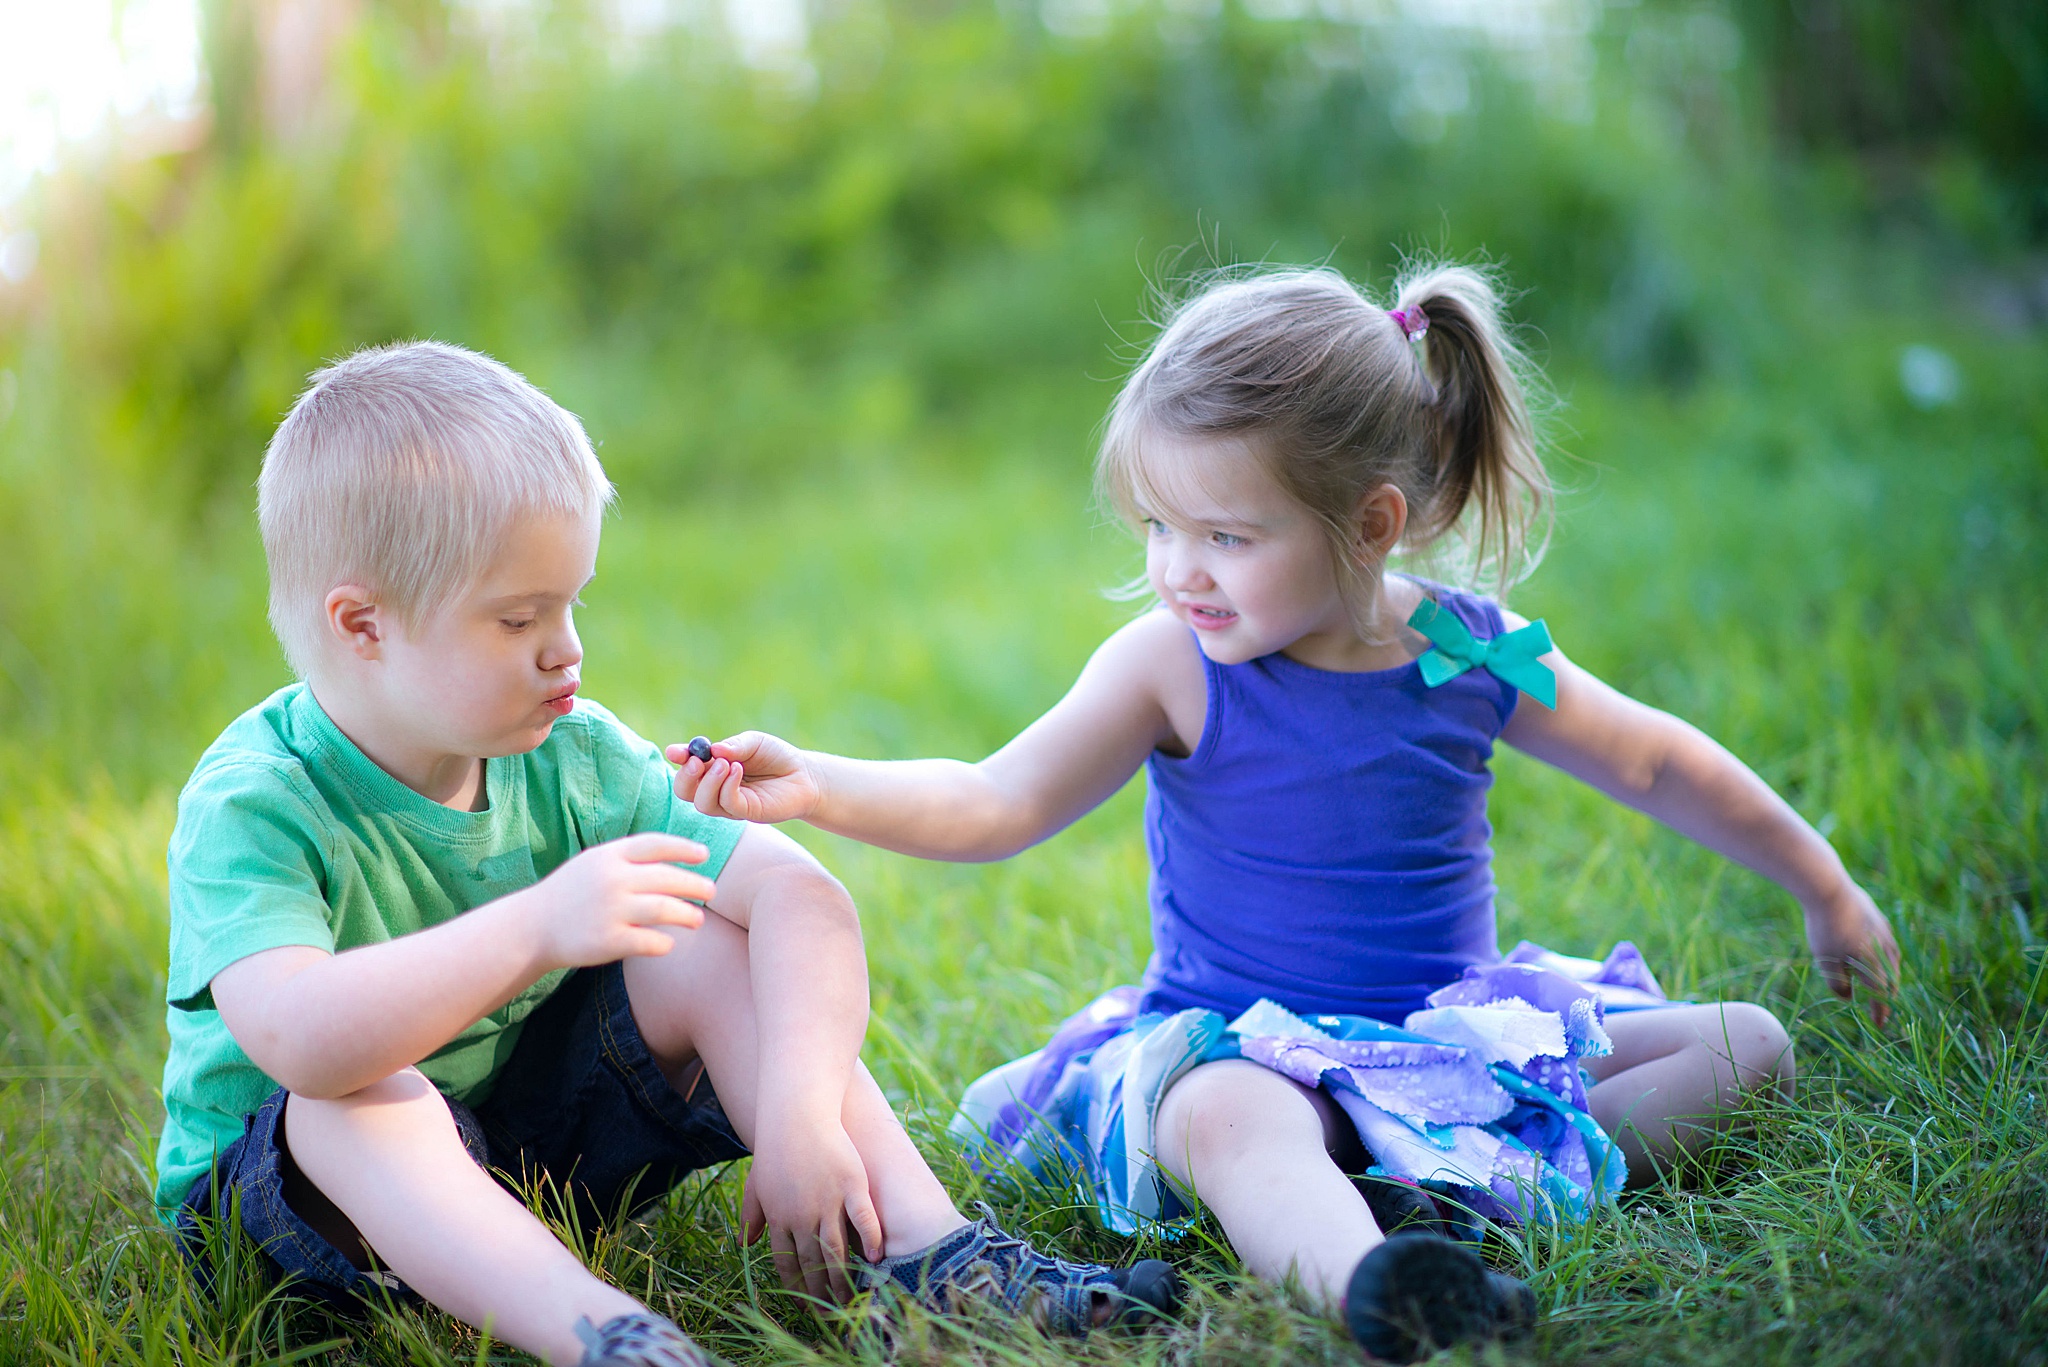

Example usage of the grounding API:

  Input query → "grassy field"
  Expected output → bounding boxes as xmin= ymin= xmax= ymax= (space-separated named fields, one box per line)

xmin=3 ymin=4 xmax=2046 ymax=1363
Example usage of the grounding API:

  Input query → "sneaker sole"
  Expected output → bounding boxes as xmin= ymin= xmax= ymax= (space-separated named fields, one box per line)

xmin=1345 ymin=1233 xmax=1499 ymax=1364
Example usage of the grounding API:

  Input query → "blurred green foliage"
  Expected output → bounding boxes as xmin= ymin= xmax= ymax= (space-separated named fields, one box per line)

xmin=13 ymin=0 xmax=1860 ymax=507
xmin=11 ymin=0 xmax=2022 ymax=778
xmin=1725 ymin=0 xmax=2048 ymax=238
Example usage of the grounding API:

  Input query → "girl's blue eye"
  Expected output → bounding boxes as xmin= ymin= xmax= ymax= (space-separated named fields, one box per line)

xmin=502 ymin=619 xmax=534 ymax=631
xmin=1212 ymin=532 xmax=1245 ymax=548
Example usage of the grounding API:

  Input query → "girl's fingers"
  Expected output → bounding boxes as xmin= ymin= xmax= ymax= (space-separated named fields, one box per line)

xmin=719 ymin=757 xmax=749 ymax=817
xmin=668 ymin=753 xmax=704 ymax=801
xmin=692 ymin=759 xmax=732 ymax=816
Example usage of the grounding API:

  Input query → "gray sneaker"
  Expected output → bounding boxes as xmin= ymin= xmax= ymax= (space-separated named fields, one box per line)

xmin=574 ymin=1311 xmax=721 ymax=1367
xmin=852 ymin=1207 xmax=1181 ymax=1338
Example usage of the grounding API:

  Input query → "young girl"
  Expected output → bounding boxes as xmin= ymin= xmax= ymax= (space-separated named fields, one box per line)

xmin=669 ymin=264 xmax=1900 ymax=1361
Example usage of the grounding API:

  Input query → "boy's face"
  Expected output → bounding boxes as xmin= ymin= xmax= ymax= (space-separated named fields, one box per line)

xmin=369 ymin=511 xmax=600 ymax=761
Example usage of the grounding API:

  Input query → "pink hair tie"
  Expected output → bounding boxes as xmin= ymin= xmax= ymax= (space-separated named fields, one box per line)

xmin=1390 ymin=305 xmax=1428 ymax=342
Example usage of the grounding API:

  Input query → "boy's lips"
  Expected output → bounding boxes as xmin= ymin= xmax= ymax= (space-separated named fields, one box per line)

xmin=541 ymin=682 xmax=579 ymax=716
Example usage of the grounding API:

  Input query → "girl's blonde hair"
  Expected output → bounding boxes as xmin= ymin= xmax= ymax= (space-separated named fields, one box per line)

xmin=1097 ymin=262 xmax=1550 ymax=632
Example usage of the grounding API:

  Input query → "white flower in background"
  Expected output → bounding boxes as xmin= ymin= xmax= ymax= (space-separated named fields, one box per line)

xmin=1899 ymin=344 xmax=1961 ymax=410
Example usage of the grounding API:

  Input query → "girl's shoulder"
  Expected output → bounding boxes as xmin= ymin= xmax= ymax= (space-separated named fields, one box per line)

xmin=1398 ymin=574 xmax=1511 ymax=638
xmin=1094 ymin=609 xmax=1209 ymax=759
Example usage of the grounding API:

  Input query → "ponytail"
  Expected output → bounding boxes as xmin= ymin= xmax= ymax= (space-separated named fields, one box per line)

xmin=1392 ymin=264 xmax=1551 ymax=597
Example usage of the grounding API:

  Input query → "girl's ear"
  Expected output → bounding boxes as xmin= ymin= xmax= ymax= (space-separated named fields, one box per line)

xmin=324 ymin=585 xmax=385 ymax=660
xmin=1352 ymin=483 xmax=1410 ymax=561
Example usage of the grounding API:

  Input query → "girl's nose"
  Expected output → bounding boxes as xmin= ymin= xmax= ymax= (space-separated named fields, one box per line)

xmin=1162 ymin=544 xmax=1213 ymax=593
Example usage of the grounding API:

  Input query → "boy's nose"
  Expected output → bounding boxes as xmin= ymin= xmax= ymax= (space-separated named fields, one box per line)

xmin=543 ymin=623 xmax=583 ymax=673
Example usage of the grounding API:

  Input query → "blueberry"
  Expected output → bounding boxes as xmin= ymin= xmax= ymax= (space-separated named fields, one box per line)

xmin=687 ymin=736 xmax=715 ymax=763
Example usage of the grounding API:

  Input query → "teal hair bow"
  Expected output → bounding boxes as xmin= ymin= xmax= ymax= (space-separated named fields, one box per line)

xmin=1407 ymin=598 xmax=1558 ymax=709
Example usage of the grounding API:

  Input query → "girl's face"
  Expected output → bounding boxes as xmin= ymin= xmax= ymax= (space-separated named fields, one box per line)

xmin=1137 ymin=433 xmax=1361 ymax=667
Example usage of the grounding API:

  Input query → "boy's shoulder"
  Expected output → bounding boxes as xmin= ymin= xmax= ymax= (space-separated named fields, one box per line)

xmin=170 ymin=683 xmax=340 ymax=869
xmin=178 ymin=683 xmax=326 ymax=811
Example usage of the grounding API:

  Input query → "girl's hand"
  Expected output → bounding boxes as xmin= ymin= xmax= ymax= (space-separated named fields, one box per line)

xmin=666 ymin=731 xmax=823 ymax=823
xmin=1803 ymin=881 xmax=1902 ymax=1025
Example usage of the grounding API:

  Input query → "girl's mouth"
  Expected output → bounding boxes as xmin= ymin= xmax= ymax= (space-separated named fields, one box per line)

xmin=1186 ymin=604 xmax=1238 ymax=630
xmin=542 ymin=682 xmax=579 ymax=716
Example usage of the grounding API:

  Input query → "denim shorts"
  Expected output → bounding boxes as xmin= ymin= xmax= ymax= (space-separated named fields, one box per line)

xmin=174 ymin=962 xmax=750 ymax=1306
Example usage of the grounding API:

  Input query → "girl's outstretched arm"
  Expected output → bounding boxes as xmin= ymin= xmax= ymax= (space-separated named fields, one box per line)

xmin=1498 ymin=611 xmax=1901 ymax=1022
xmin=668 ymin=611 xmax=1198 ymax=862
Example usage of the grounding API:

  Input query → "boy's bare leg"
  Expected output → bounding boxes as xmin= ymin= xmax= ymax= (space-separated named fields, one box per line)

xmin=283 ymin=1074 xmax=642 ymax=1365
xmin=1583 ymin=1001 xmax=1794 ymax=1183
xmin=1150 ymin=1059 xmax=1382 ymax=1313
xmin=623 ymin=913 xmax=965 ymax=1258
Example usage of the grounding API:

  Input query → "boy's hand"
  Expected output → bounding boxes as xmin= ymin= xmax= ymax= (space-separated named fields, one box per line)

xmin=522 ymin=833 xmax=714 ymax=968
xmin=666 ymin=732 xmax=822 ymax=824
xmin=741 ymin=1116 xmax=884 ymax=1304
xmin=1803 ymin=880 xmax=1902 ymax=1025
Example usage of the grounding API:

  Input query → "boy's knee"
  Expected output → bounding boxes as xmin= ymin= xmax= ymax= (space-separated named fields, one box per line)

xmin=286 ymin=1068 xmax=453 ymax=1142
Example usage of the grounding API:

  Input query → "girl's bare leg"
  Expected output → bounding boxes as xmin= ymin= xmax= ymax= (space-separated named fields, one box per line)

xmin=1583 ymin=1001 xmax=1794 ymax=1183
xmin=1152 ymin=1058 xmax=1382 ymax=1312
xmin=623 ymin=913 xmax=965 ymax=1256
xmin=283 ymin=1074 xmax=642 ymax=1365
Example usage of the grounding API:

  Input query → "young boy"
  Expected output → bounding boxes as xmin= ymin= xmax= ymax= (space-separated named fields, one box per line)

xmin=155 ymin=342 xmax=1177 ymax=1366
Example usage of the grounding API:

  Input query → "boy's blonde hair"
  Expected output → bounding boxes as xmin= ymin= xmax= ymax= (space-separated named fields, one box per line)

xmin=1098 ymin=262 xmax=1550 ymax=634
xmin=258 ymin=341 xmax=614 ymax=675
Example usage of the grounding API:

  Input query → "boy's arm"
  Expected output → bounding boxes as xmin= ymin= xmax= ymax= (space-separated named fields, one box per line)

xmin=669 ymin=612 xmax=1187 ymax=860
xmin=698 ymin=824 xmax=885 ymax=1270
xmin=1498 ymin=620 xmax=1900 ymax=1020
xmin=212 ymin=833 xmax=714 ymax=1099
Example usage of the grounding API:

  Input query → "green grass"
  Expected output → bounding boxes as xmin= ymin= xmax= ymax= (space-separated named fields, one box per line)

xmin=1 ymin=329 xmax=2044 ymax=1365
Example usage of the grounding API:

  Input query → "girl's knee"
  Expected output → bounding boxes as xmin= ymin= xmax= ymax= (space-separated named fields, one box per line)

xmin=1156 ymin=1061 xmax=1321 ymax=1162
xmin=1714 ymin=1002 xmax=1794 ymax=1090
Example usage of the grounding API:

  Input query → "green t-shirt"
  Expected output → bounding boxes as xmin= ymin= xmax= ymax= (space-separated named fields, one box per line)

xmin=154 ymin=684 xmax=742 ymax=1224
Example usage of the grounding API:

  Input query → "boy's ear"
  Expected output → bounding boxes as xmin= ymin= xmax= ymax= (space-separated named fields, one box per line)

xmin=323 ymin=585 xmax=385 ymax=660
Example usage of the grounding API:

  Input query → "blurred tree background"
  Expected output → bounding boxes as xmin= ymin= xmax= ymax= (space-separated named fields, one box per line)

xmin=2 ymin=0 xmax=2040 ymax=784
xmin=1 ymin=3 xmax=2045 ymax=1362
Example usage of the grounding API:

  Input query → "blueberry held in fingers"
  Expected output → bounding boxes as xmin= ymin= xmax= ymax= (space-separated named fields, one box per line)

xmin=687 ymin=736 xmax=714 ymax=763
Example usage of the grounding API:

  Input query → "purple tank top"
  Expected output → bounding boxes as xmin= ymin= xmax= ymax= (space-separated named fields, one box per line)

xmin=1139 ymin=585 xmax=1519 ymax=1024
